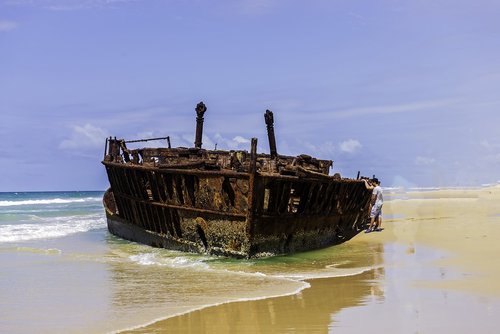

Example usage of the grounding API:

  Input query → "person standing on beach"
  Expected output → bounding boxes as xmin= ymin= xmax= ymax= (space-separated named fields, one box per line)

xmin=367 ymin=178 xmax=383 ymax=232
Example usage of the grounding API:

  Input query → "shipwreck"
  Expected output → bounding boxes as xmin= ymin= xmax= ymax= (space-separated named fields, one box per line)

xmin=102 ymin=102 xmax=374 ymax=258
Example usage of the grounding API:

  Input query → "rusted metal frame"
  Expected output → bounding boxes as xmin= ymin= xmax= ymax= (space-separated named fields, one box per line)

xmin=133 ymin=200 xmax=146 ymax=230
xmin=141 ymin=170 xmax=152 ymax=200
xmin=143 ymin=202 xmax=155 ymax=232
xmin=104 ymin=137 xmax=108 ymax=160
xmin=160 ymin=206 xmax=175 ymax=236
xmin=117 ymin=168 xmax=138 ymax=197
xmin=146 ymin=171 xmax=161 ymax=202
xmin=105 ymin=168 xmax=118 ymax=195
xmin=112 ymin=168 xmax=125 ymax=195
xmin=170 ymin=209 xmax=182 ymax=238
xmin=264 ymin=110 xmax=278 ymax=159
xmin=162 ymin=173 xmax=174 ymax=203
xmin=277 ymin=181 xmax=291 ymax=214
xmin=102 ymin=161 xmax=250 ymax=179
xmin=113 ymin=169 xmax=126 ymax=196
xmin=128 ymin=169 xmax=141 ymax=198
xmin=264 ymin=177 xmax=333 ymax=215
xmin=123 ymin=169 xmax=137 ymax=197
xmin=146 ymin=202 xmax=159 ymax=233
xmin=309 ymin=182 xmax=325 ymax=215
xmin=285 ymin=179 xmax=302 ymax=214
xmin=275 ymin=180 xmax=287 ymax=214
xmin=150 ymin=204 xmax=161 ymax=233
xmin=133 ymin=201 xmax=145 ymax=229
xmin=351 ymin=184 xmax=369 ymax=212
xmin=325 ymin=182 xmax=339 ymax=213
xmin=117 ymin=193 xmax=135 ymax=226
xmin=122 ymin=196 xmax=134 ymax=223
xmin=326 ymin=182 xmax=341 ymax=215
xmin=320 ymin=182 xmax=334 ymax=214
xmin=194 ymin=102 xmax=207 ymax=149
xmin=136 ymin=202 xmax=148 ymax=230
xmin=113 ymin=193 xmax=125 ymax=218
xmin=140 ymin=202 xmax=152 ymax=232
xmin=334 ymin=182 xmax=348 ymax=215
xmin=307 ymin=182 xmax=322 ymax=214
xmin=161 ymin=207 xmax=173 ymax=235
xmin=183 ymin=175 xmax=193 ymax=206
xmin=124 ymin=136 xmax=171 ymax=144
xmin=221 ymin=176 xmax=236 ymax=209
xmin=120 ymin=194 xmax=133 ymax=221
xmin=173 ymin=174 xmax=185 ymax=205
xmin=117 ymin=192 xmax=247 ymax=219
xmin=266 ymin=178 xmax=279 ymax=215
xmin=113 ymin=194 xmax=126 ymax=218
xmin=185 ymin=175 xmax=198 ymax=207
xmin=343 ymin=182 xmax=358 ymax=212
xmin=338 ymin=182 xmax=350 ymax=215
xmin=346 ymin=183 xmax=366 ymax=212
xmin=305 ymin=182 xmax=319 ymax=214
xmin=319 ymin=181 xmax=335 ymax=213
xmin=128 ymin=198 xmax=144 ymax=229
xmin=252 ymin=177 xmax=266 ymax=215
xmin=155 ymin=206 xmax=167 ymax=234
xmin=155 ymin=172 xmax=168 ymax=202
xmin=153 ymin=205 xmax=165 ymax=235
xmin=245 ymin=138 xmax=258 ymax=249
xmin=136 ymin=169 xmax=151 ymax=201
xmin=111 ymin=168 xmax=124 ymax=195
xmin=108 ymin=167 xmax=125 ymax=196
xmin=297 ymin=182 xmax=313 ymax=214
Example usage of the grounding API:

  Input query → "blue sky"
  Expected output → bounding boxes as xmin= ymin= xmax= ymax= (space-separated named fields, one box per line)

xmin=1 ymin=0 xmax=500 ymax=191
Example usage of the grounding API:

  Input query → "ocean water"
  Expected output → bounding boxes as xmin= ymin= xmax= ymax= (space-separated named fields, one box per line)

xmin=0 ymin=191 xmax=382 ymax=334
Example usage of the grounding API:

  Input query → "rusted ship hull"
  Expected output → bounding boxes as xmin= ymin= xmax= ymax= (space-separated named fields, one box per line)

xmin=102 ymin=102 xmax=375 ymax=258
xmin=103 ymin=162 xmax=372 ymax=258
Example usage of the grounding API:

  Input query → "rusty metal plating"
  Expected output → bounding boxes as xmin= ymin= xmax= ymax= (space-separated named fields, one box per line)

xmin=102 ymin=102 xmax=375 ymax=258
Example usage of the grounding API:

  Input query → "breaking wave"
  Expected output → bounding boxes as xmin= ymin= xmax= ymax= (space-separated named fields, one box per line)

xmin=0 ymin=197 xmax=102 ymax=207
xmin=0 ymin=214 xmax=106 ymax=243
xmin=129 ymin=252 xmax=211 ymax=270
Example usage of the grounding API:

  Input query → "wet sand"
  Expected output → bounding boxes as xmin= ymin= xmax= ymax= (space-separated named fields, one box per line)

xmin=123 ymin=186 xmax=500 ymax=333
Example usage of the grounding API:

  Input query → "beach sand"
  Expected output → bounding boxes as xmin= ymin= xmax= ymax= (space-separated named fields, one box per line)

xmin=122 ymin=186 xmax=500 ymax=333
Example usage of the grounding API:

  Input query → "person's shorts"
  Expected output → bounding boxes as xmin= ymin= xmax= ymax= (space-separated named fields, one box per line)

xmin=370 ymin=204 xmax=383 ymax=219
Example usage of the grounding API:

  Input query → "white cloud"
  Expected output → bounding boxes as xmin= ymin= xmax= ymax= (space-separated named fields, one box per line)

xmin=300 ymin=141 xmax=336 ymax=158
xmin=333 ymin=99 xmax=458 ymax=119
xmin=480 ymin=139 xmax=500 ymax=150
xmin=480 ymin=140 xmax=490 ymax=149
xmin=59 ymin=124 xmax=108 ymax=150
xmin=232 ymin=135 xmax=250 ymax=144
xmin=339 ymin=139 xmax=362 ymax=153
xmin=213 ymin=133 xmax=251 ymax=150
xmin=0 ymin=20 xmax=18 ymax=32
xmin=415 ymin=156 xmax=435 ymax=166
xmin=486 ymin=153 xmax=500 ymax=164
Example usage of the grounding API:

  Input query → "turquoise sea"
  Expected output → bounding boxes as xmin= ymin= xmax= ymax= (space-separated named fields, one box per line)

xmin=0 ymin=191 xmax=388 ymax=333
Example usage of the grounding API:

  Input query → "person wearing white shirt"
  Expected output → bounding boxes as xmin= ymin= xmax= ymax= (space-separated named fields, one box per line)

xmin=366 ymin=178 xmax=383 ymax=233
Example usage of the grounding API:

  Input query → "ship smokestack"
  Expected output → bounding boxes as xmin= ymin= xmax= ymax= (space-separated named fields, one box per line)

xmin=264 ymin=110 xmax=277 ymax=159
xmin=194 ymin=102 xmax=207 ymax=149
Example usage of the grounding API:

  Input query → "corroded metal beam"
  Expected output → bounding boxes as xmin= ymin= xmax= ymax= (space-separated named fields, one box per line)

xmin=264 ymin=110 xmax=278 ymax=159
xmin=194 ymin=102 xmax=207 ymax=149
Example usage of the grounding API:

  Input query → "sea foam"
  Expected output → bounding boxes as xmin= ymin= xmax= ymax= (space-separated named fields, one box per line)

xmin=129 ymin=252 xmax=210 ymax=270
xmin=0 ymin=197 xmax=102 ymax=207
xmin=0 ymin=214 xmax=106 ymax=243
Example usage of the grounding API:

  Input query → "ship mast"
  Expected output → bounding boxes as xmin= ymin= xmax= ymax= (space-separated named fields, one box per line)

xmin=194 ymin=102 xmax=207 ymax=149
xmin=264 ymin=110 xmax=278 ymax=159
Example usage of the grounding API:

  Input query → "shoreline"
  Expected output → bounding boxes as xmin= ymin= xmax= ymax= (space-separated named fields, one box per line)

xmin=120 ymin=186 xmax=500 ymax=333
